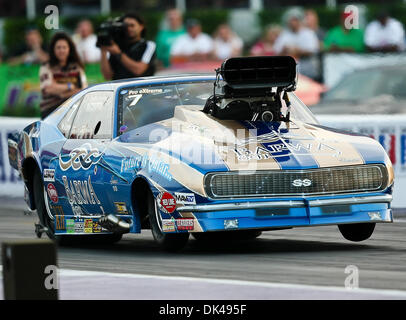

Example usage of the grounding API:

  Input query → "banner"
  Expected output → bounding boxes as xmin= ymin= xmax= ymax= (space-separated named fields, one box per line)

xmin=0 ymin=63 xmax=105 ymax=115
xmin=317 ymin=114 xmax=406 ymax=208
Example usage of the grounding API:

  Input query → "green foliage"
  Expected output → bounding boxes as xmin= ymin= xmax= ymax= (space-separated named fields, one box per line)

xmin=2 ymin=105 xmax=40 ymax=118
xmin=184 ymin=9 xmax=229 ymax=36
xmin=3 ymin=17 xmax=51 ymax=56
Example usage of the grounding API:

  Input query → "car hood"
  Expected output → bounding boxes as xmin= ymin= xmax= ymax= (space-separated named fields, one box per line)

xmin=118 ymin=106 xmax=389 ymax=174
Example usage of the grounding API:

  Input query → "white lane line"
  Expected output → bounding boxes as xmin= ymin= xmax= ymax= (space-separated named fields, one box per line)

xmin=1 ymin=265 xmax=406 ymax=298
xmin=55 ymin=268 xmax=406 ymax=298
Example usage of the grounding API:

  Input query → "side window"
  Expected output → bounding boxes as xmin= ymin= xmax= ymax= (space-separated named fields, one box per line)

xmin=58 ymin=97 xmax=83 ymax=138
xmin=69 ymin=91 xmax=114 ymax=139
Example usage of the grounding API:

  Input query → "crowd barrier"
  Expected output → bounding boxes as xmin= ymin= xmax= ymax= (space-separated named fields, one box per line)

xmin=0 ymin=64 xmax=104 ymax=115
xmin=317 ymin=114 xmax=406 ymax=208
xmin=0 ymin=115 xmax=405 ymax=207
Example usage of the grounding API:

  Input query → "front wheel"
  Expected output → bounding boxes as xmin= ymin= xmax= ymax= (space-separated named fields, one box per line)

xmin=148 ymin=191 xmax=189 ymax=251
xmin=338 ymin=223 xmax=376 ymax=242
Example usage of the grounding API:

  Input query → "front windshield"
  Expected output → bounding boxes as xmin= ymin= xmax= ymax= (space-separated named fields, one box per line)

xmin=117 ymin=80 xmax=318 ymax=134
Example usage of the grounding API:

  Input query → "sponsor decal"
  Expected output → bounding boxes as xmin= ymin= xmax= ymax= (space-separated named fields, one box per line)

xmin=401 ymin=129 xmax=406 ymax=170
xmin=53 ymin=205 xmax=64 ymax=217
xmin=66 ymin=219 xmax=75 ymax=233
xmin=379 ymin=129 xmax=396 ymax=165
xmin=59 ymin=143 xmax=102 ymax=171
xmin=128 ymin=88 xmax=163 ymax=95
xmin=174 ymin=192 xmax=196 ymax=205
xmin=92 ymin=221 xmax=102 ymax=233
xmin=157 ymin=192 xmax=177 ymax=214
xmin=43 ymin=169 xmax=55 ymax=182
xmin=176 ymin=218 xmax=194 ymax=231
xmin=47 ymin=183 xmax=58 ymax=203
xmin=74 ymin=220 xmax=84 ymax=233
xmin=62 ymin=175 xmax=100 ymax=206
xmin=120 ymin=154 xmax=172 ymax=181
xmin=233 ymin=142 xmax=341 ymax=161
xmin=84 ymin=219 xmax=93 ymax=233
xmin=162 ymin=219 xmax=176 ymax=232
xmin=114 ymin=202 xmax=128 ymax=214
xmin=55 ymin=215 xmax=65 ymax=230
xmin=224 ymin=219 xmax=239 ymax=229
xmin=72 ymin=205 xmax=84 ymax=217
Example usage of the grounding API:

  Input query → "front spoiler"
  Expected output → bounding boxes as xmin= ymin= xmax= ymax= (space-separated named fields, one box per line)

xmin=170 ymin=194 xmax=393 ymax=233
xmin=177 ymin=195 xmax=392 ymax=212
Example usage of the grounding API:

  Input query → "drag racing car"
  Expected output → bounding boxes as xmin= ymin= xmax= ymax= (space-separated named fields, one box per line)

xmin=8 ymin=56 xmax=394 ymax=251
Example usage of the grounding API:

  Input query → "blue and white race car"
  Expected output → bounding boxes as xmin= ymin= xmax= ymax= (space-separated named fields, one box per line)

xmin=8 ymin=56 xmax=394 ymax=250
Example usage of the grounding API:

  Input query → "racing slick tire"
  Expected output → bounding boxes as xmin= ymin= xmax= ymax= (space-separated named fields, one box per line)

xmin=33 ymin=168 xmax=64 ymax=242
xmin=33 ymin=168 xmax=122 ymax=245
xmin=192 ymin=230 xmax=262 ymax=242
xmin=148 ymin=191 xmax=189 ymax=251
xmin=338 ymin=223 xmax=376 ymax=242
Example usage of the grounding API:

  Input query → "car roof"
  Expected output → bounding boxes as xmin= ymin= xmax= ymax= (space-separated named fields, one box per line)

xmin=90 ymin=74 xmax=216 ymax=91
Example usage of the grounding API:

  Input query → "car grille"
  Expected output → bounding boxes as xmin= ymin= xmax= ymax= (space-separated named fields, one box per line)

xmin=204 ymin=165 xmax=389 ymax=198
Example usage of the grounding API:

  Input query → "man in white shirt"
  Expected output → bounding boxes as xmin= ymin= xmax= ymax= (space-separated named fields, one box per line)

xmin=213 ymin=24 xmax=243 ymax=60
xmin=72 ymin=20 xmax=101 ymax=63
xmin=170 ymin=19 xmax=213 ymax=64
xmin=273 ymin=8 xmax=319 ymax=79
xmin=274 ymin=8 xmax=319 ymax=58
xmin=365 ymin=12 xmax=405 ymax=52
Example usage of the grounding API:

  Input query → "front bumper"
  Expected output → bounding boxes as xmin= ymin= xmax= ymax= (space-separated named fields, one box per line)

xmin=171 ymin=194 xmax=393 ymax=233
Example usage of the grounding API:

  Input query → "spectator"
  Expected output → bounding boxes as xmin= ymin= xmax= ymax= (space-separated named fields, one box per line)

xmin=7 ymin=27 xmax=48 ymax=65
xmin=212 ymin=24 xmax=243 ymax=60
xmin=304 ymin=9 xmax=325 ymax=42
xmin=323 ymin=11 xmax=365 ymax=53
xmin=101 ymin=13 xmax=156 ymax=80
xmin=39 ymin=32 xmax=88 ymax=119
xmin=170 ymin=19 xmax=213 ymax=64
xmin=274 ymin=8 xmax=319 ymax=58
xmin=273 ymin=8 xmax=319 ymax=78
xmin=250 ymin=24 xmax=282 ymax=56
xmin=72 ymin=19 xmax=101 ymax=63
xmin=155 ymin=9 xmax=186 ymax=68
xmin=365 ymin=11 xmax=405 ymax=52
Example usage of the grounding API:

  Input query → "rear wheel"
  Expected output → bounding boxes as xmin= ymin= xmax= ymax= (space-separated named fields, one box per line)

xmin=338 ymin=223 xmax=376 ymax=242
xmin=148 ymin=191 xmax=189 ymax=251
xmin=33 ymin=168 xmax=58 ymax=240
xmin=33 ymin=168 xmax=122 ymax=245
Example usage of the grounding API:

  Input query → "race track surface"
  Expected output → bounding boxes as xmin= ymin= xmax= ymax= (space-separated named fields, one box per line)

xmin=0 ymin=203 xmax=405 ymax=299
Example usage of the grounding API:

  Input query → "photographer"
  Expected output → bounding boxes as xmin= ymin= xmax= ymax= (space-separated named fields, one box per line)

xmin=100 ymin=13 xmax=156 ymax=80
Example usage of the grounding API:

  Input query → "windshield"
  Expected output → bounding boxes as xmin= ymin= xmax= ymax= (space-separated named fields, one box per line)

xmin=117 ymin=80 xmax=318 ymax=134
xmin=323 ymin=68 xmax=406 ymax=102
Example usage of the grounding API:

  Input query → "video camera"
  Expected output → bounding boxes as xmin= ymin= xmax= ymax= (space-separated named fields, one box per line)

xmin=96 ymin=17 xmax=128 ymax=50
